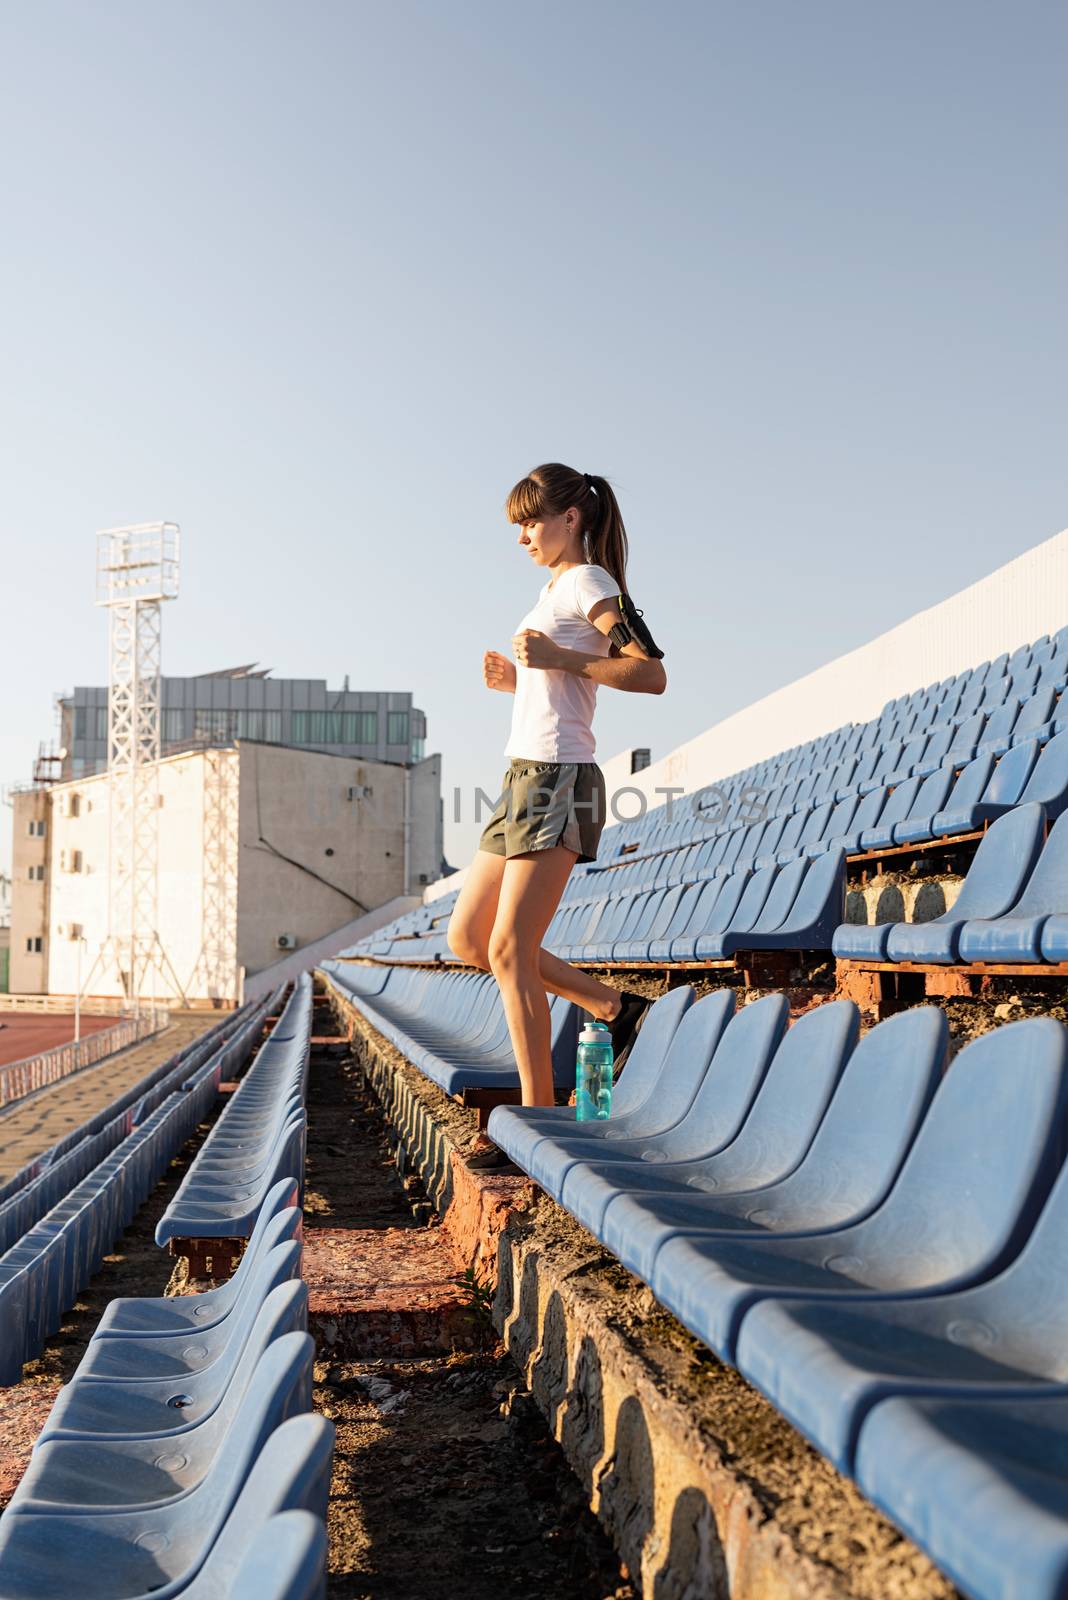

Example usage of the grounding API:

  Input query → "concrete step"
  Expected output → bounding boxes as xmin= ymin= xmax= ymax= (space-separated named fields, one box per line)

xmin=304 ymin=1225 xmax=482 ymax=1358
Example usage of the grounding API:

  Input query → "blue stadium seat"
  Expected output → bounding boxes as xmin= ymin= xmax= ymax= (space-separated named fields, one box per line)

xmin=325 ymin=963 xmax=577 ymax=1092
xmin=38 ymin=1270 xmax=306 ymax=1443
xmin=717 ymin=849 xmax=844 ymax=954
xmin=930 ymin=739 xmax=1038 ymax=836
xmin=824 ymin=787 xmax=887 ymax=853
xmin=646 ymin=882 xmax=709 ymax=960
xmin=561 ymin=999 xmax=851 ymax=1261
xmin=736 ymin=1116 xmax=1068 ymax=1472
xmin=923 ymin=751 xmax=996 ymax=838
xmin=857 ymin=775 xmax=923 ymax=851
xmin=93 ymin=1181 xmax=301 ymax=1340
xmin=651 ymin=1018 xmax=1067 ymax=1360
xmin=892 ymin=765 xmax=958 ymax=846
xmin=483 ymin=985 xmax=696 ymax=1176
xmin=196 ymin=1510 xmax=329 ymax=1600
xmin=8 ymin=1330 xmax=314 ymax=1515
xmin=490 ymin=989 xmax=740 ymax=1195
xmin=0 ymin=1411 xmax=332 ymax=1600
xmin=665 ymin=870 xmax=751 ymax=960
xmin=884 ymin=803 xmax=1047 ymax=962
xmin=1012 ymin=685 xmax=1059 ymax=746
xmin=856 ymin=1395 xmax=1068 ymax=1600
xmin=958 ymin=811 xmax=1068 ymax=962
xmin=154 ymin=977 xmax=310 ymax=1247
xmin=1018 ymin=729 xmax=1068 ymax=819
xmin=597 ymin=1006 xmax=945 ymax=1284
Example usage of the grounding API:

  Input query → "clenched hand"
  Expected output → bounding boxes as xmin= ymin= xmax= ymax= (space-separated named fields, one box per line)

xmin=512 ymin=629 xmax=565 ymax=671
xmin=483 ymin=650 xmax=517 ymax=692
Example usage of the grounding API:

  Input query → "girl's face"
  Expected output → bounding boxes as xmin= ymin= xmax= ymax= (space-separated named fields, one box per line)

xmin=515 ymin=508 xmax=578 ymax=568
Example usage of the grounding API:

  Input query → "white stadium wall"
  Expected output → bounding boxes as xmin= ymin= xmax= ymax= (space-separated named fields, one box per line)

xmin=427 ymin=526 xmax=1068 ymax=900
xmin=603 ymin=526 xmax=1068 ymax=814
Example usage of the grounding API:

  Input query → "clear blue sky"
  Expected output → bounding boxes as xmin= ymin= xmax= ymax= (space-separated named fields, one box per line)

xmin=2 ymin=0 xmax=1065 ymax=876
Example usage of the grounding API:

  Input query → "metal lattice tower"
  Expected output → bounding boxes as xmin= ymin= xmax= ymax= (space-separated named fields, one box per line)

xmin=187 ymin=746 xmax=240 ymax=1002
xmin=93 ymin=523 xmax=185 ymax=1005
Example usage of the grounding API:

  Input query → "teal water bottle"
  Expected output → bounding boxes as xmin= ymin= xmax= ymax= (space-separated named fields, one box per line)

xmin=576 ymin=1021 xmax=614 ymax=1121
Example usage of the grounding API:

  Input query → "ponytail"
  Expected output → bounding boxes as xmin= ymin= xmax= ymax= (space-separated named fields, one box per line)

xmin=580 ymin=472 xmax=628 ymax=592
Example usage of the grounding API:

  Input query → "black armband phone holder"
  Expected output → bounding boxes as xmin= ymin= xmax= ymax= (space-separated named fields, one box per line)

xmin=608 ymin=592 xmax=664 ymax=659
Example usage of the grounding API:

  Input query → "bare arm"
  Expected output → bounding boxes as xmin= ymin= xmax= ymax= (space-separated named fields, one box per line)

xmin=513 ymin=599 xmax=667 ymax=695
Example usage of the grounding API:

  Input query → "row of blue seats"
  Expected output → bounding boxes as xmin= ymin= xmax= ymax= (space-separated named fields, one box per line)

xmin=0 ymin=1065 xmax=220 ymax=1384
xmin=156 ymin=976 xmax=313 ymax=1248
xmin=597 ymin=724 xmax=1068 ymax=875
xmin=616 ymin=628 xmax=1068 ymax=855
xmin=0 ymin=997 xmax=277 ymax=1214
xmin=548 ymin=848 xmax=844 ymax=963
xmin=487 ymin=985 xmax=1068 ymax=1600
xmin=652 ymin=681 xmax=1066 ymax=849
xmin=0 ymin=1179 xmax=333 ymax=1598
xmin=570 ymin=640 xmax=1067 ymax=872
xmin=354 ymin=756 xmax=1068 ymax=974
xmin=339 ymin=629 xmax=1068 ymax=969
xmin=0 ymin=1001 xmax=284 ymax=1385
xmin=352 ymin=686 xmax=1068 ymax=966
xmin=321 ymin=962 xmax=578 ymax=1094
xmin=370 ymin=851 xmax=843 ymax=970
xmin=0 ymin=996 xmax=277 ymax=1261
xmin=836 ymin=802 xmax=1068 ymax=963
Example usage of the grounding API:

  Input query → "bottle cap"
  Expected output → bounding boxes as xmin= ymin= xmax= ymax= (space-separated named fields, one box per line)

xmin=579 ymin=1022 xmax=612 ymax=1044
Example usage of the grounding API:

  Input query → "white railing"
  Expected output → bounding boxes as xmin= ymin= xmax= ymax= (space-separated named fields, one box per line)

xmin=0 ymin=1010 xmax=169 ymax=1110
xmin=0 ymin=994 xmax=126 ymax=1016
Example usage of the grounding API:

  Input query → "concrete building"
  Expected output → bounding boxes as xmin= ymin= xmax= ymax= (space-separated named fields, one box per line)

xmin=0 ymin=871 xmax=10 ymax=993
xmin=11 ymin=740 xmax=442 ymax=1004
xmin=9 ymin=786 xmax=51 ymax=995
xmin=58 ymin=666 xmax=428 ymax=780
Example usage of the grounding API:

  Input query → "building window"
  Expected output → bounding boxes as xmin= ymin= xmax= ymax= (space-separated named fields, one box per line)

xmin=27 ymin=864 xmax=45 ymax=881
xmin=410 ymin=737 xmax=426 ymax=761
xmin=25 ymin=936 xmax=43 ymax=954
xmin=342 ymin=710 xmax=377 ymax=744
xmin=162 ymin=707 xmax=186 ymax=743
xmin=387 ymin=711 xmax=409 ymax=746
xmin=194 ymin=709 xmax=237 ymax=741
xmin=78 ymin=706 xmax=109 ymax=741
xmin=292 ymin=711 xmax=351 ymax=745
xmin=27 ymin=819 xmax=46 ymax=837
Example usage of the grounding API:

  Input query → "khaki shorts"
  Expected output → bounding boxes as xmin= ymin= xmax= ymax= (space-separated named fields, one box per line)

xmin=478 ymin=758 xmax=607 ymax=864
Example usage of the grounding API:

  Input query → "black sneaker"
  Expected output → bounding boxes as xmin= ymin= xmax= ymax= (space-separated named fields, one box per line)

xmin=465 ymin=1138 xmax=520 ymax=1172
xmin=601 ymin=989 xmax=649 ymax=1072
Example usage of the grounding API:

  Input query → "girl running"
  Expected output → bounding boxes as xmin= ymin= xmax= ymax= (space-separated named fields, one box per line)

xmin=447 ymin=463 xmax=666 ymax=1156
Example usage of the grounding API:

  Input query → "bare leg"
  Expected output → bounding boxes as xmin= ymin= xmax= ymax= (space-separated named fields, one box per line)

xmin=448 ymin=848 xmax=624 ymax=1020
xmin=488 ymin=845 xmax=579 ymax=1107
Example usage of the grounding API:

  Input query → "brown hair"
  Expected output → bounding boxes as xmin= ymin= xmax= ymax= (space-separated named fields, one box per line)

xmin=506 ymin=462 xmax=629 ymax=591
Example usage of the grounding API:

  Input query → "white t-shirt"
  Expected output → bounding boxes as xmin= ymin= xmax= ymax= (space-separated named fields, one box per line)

xmin=504 ymin=563 xmax=622 ymax=763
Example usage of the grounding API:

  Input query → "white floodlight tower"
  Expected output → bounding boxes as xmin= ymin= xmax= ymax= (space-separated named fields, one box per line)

xmin=94 ymin=522 xmax=184 ymax=1007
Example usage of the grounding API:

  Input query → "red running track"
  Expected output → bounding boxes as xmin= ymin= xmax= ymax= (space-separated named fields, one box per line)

xmin=0 ymin=1014 xmax=119 ymax=1068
